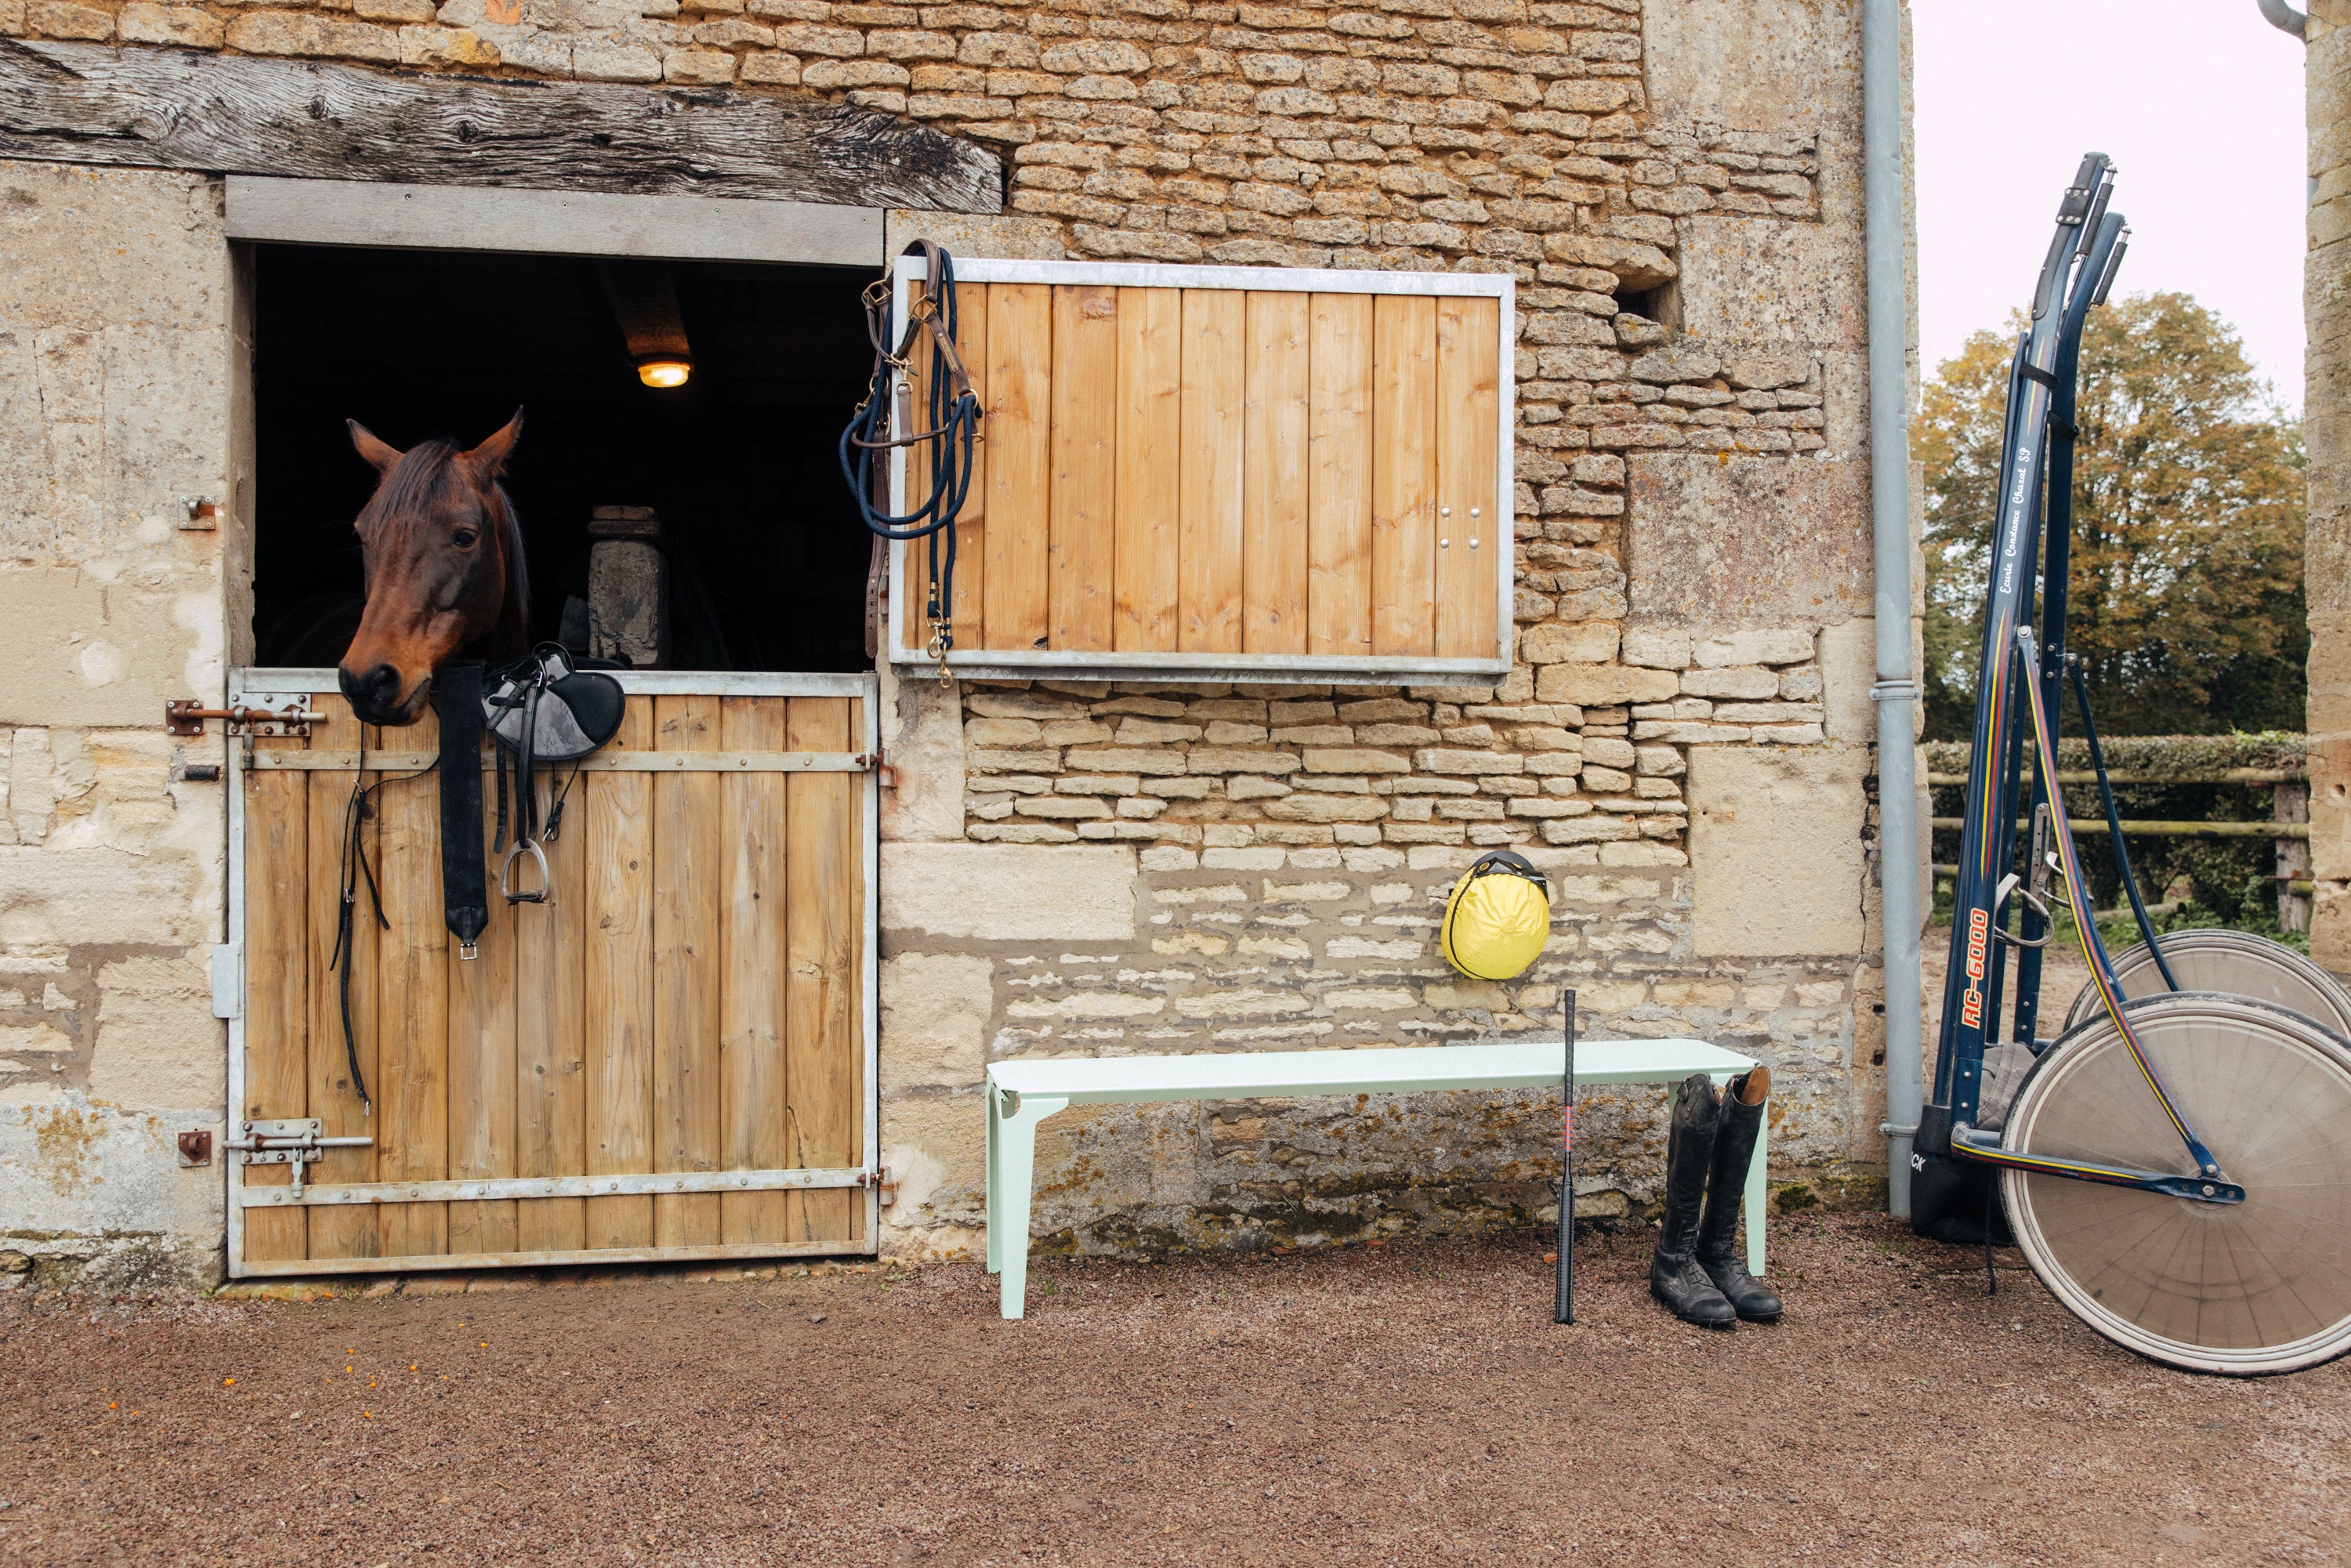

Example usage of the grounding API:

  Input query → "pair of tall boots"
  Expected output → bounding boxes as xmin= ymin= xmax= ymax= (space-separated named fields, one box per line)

xmin=1650 ymin=1067 xmax=1783 ymax=1328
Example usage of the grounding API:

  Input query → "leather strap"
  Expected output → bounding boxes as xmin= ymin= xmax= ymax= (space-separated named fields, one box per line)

xmin=435 ymin=661 xmax=489 ymax=958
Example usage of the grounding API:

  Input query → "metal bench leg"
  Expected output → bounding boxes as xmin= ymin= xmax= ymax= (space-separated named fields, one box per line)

xmin=1746 ymin=1096 xmax=1768 ymax=1278
xmin=992 ymin=1091 xmax=1067 ymax=1320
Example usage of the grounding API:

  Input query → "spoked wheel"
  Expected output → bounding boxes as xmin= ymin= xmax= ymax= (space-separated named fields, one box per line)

xmin=2001 ymin=992 xmax=2351 ymax=1374
xmin=2064 ymin=929 xmax=2351 ymax=1037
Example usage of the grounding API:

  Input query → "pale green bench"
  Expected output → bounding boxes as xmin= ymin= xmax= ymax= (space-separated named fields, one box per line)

xmin=984 ymin=1037 xmax=1766 ymax=1320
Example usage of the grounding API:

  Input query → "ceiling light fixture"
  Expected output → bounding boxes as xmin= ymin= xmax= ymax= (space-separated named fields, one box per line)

xmin=600 ymin=261 xmax=694 ymax=393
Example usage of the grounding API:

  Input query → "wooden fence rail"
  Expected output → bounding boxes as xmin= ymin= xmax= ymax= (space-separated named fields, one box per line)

xmin=1922 ymin=735 xmax=2311 ymax=932
xmin=1928 ymin=818 xmax=2308 ymax=841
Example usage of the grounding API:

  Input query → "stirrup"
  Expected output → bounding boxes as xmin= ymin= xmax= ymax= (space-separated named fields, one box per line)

xmin=500 ymin=838 xmax=551 ymax=904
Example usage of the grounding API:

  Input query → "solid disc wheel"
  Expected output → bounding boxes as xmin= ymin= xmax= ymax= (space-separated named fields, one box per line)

xmin=2002 ymin=993 xmax=2351 ymax=1374
xmin=2064 ymin=929 xmax=2351 ymax=1038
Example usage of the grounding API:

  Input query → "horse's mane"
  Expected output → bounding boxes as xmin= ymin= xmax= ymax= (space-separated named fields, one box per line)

xmin=357 ymin=436 xmax=530 ymax=642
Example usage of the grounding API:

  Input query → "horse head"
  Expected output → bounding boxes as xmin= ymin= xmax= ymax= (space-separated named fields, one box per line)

xmin=337 ymin=411 xmax=530 ymax=727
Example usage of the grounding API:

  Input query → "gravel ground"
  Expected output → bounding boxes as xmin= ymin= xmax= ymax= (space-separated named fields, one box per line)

xmin=5 ymin=1215 xmax=2347 ymax=1566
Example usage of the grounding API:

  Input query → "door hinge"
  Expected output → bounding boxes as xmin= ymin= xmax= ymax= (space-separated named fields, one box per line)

xmin=226 ymin=1119 xmax=374 ymax=1197
xmin=210 ymin=943 xmax=241 ymax=1020
xmin=167 ymin=701 xmax=319 ymax=738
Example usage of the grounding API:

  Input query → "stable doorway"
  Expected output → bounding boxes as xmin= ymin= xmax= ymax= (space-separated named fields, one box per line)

xmin=223 ymin=186 xmax=883 ymax=1277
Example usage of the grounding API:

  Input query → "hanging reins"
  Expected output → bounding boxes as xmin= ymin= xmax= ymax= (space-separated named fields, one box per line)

xmin=839 ymin=240 xmax=981 ymax=684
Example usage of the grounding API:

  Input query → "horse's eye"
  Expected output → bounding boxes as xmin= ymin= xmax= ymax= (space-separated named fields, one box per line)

xmin=451 ymin=529 xmax=480 ymax=549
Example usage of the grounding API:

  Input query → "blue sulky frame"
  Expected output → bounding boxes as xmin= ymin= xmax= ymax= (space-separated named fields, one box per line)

xmin=1916 ymin=154 xmax=2243 ymax=1210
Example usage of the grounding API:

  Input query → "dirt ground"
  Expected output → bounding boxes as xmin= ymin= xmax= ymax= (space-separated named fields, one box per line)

xmin=5 ymin=1216 xmax=2347 ymax=1567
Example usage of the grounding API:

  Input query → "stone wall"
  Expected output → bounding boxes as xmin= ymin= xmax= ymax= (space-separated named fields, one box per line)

xmin=0 ymin=0 xmax=1906 ymax=1280
xmin=874 ymin=666 xmax=1877 ymax=1258
xmin=866 ymin=0 xmax=1899 ymax=1258
xmin=2307 ymin=0 xmax=2351 ymax=972
xmin=0 ymin=161 xmax=242 ymax=1288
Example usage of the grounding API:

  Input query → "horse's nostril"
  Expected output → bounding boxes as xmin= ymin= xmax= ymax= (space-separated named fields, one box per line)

xmin=339 ymin=663 xmax=403 ymax=711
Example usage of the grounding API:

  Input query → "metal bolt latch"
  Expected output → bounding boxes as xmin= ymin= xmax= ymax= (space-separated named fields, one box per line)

xmin=178 ymin=1130 xmax=213 ymax=1168
xmin=167 ymin=701 xmax=319 ymax=738
xmin=226 ymin=1119 xmax=373 ymax=1197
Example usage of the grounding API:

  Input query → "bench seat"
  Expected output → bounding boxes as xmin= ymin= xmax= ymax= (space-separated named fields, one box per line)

xmin=984 ymin=1037 xmax=1765 ymax=1320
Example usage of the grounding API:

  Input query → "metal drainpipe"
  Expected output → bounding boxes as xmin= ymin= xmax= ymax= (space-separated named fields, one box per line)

xmin=1863 ymin=0 xmax=1922 ymax=1218
xmin=2259 ymin=0 xmax=2307 ymax=40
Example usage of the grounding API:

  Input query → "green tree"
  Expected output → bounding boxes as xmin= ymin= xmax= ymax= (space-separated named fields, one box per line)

xmin=1914 ymin=292 xmax=2306 ymax=739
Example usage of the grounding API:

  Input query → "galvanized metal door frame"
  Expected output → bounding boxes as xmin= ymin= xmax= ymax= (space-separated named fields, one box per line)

xmin=222 ymin=668 xmax=882 ymax=1276
xmin=882 ymin=255 xmax=1519 ymax=684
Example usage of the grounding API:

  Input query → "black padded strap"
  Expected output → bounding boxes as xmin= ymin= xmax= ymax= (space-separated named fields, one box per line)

xmin=2017 ymin=361 xmax=2062 ymax=392
xmin=435 ymin=662 xmax=488 ymax=952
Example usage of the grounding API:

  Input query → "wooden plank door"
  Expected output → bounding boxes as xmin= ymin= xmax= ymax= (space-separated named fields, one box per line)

xmin=225 ymin=674 xmax=878 ymax=1277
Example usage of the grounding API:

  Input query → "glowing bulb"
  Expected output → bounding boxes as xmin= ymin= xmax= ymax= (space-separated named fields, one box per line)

xmin=636 ymin=358 xmax=690 ymax=389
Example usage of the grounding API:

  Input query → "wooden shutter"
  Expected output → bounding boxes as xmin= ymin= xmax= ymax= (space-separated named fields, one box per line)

xmin=892 ymin=259 xmax=1512 ymax=682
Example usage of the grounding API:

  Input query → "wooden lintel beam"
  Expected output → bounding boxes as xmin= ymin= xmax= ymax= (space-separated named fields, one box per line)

xmin=0 ymin=38 xmax=1002 ymax=215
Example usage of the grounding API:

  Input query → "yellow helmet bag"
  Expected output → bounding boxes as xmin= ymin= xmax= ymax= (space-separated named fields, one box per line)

xmin=1440 ymin=849 xmax=1552 ymax=980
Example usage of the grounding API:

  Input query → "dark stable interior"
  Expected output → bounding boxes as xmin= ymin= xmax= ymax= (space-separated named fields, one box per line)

xmin=249 ymin=243 xmax=876 ymax=672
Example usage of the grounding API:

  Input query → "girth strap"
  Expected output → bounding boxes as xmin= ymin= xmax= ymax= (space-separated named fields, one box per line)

xmin=436 ymin=661 xmax=489 ymax=959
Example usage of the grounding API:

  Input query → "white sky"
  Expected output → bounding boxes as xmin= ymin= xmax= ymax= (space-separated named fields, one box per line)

xmin=1912 ymin=0 xmax=2307 ymax=410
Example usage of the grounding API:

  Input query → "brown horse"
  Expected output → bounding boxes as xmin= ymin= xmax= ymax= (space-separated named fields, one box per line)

xmin=337 ymin=411 xmax=530 ymax=726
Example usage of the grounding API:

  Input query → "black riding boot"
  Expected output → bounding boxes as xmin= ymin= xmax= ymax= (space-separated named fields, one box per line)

xmin=1650 ymin=1074 xmax=1736 ymax=1328
xmin=1697 ymin=1067 xmax=1784 ymax=1324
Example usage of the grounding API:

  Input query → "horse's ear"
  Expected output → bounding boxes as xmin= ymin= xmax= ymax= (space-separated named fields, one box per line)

xmin=348 ymin=420 xmax=404 ymax=475
xmin=465 ymin=408 xmax=525 ymax=480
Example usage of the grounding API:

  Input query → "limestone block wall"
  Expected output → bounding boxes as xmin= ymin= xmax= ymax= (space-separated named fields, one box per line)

xmin=2307 ymin=0 xmax=2351 ymax=972
xmin=0 ymin=161 xmax=242 ymax=1288
xmin=875 ymin=664 xmax=1877 ymax=1260
xmin=864 ymin=0 xmax=1899 ymax=1258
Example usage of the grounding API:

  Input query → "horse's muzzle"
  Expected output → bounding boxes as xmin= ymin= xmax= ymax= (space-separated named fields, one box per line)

xmin=339 ymin=662 xmax=427 ymax=726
